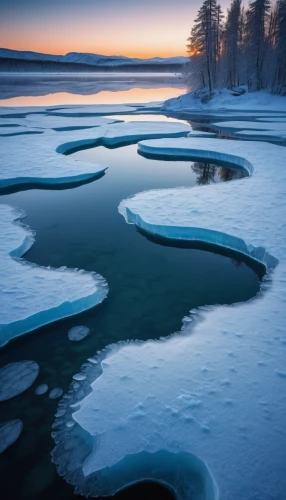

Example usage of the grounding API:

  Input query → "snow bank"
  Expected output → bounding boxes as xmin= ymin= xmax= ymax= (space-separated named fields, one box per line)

xmin=0 ymin=205 xmax=108 ymax=346
xmin=163 ymin=88 xmax=286 ymax=113
xmin=0 ymin=361 xmax=39 ymax=401
xmin=52 ymin=137 xmax=286 ymax=499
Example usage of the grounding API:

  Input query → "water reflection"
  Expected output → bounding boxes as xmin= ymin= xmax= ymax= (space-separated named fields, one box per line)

xmin=192 ymin=161 xmax=247 ymax=185
xmin=0 ymin=74 xmax=184 ymax=106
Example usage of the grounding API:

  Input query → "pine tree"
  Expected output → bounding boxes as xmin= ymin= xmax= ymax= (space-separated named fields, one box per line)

xmin=272 ymin=0 xmax=286 ymax=94
xmin=186 ymin=0 xmax=223 ymax=91
xmin=246 ymin=0 xmax=271 ymax=90
xmin=224 ymin=0 xmax=243 ymax=88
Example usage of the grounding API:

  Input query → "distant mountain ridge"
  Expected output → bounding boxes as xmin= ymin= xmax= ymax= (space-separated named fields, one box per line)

xmin=0 ymin=48 xmax=188 ymax=73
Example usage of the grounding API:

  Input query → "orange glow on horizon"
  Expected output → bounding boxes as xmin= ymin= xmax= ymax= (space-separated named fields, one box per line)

xmin=2 ymin=41 xmax=186 ymax=59
xmin=0 ymin=87 xmax=183 ymax=107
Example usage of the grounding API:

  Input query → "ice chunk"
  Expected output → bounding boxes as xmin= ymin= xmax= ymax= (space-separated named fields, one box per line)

xmin=0 ymin=419 xmax=23 ymax=453
xmin=0 ymin=205 xmax=108 ymax=346
xmin=49 ymin=388 xmax=63 ymax=400
xmin=68 ymin=326 xmax=90 ymax=342
xmin=72 ymin=374 xmax=86 ymax=381
xmin=0 ymin=361 xmax=39 ymax=401
xmin=35 ymin=384 xmax=48 ymax=396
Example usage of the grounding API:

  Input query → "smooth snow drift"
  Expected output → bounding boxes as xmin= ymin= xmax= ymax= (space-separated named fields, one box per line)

xmin=52 ymin=136 xmax=286 ymax=499
xmin=0 ymin=205 xmax=108 ymax=346
xmin=0 ymin=420 xmax=23 ymax=454
xmin=0 ymin=361 xmax=39 ymax=401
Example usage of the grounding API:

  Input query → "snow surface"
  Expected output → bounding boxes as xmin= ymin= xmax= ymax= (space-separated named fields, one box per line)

xmin=0 ymin=361 xmax=39 ymax=401
xmin=0 ymin=205 xmax=108 ymax=346
xmin=211 ymin=120 xmax=286 ymax=142
xmin=68 ymin=326 xmax=90 ymax=342
xmin=163 ymin=88 xmax=286 ymax=112
xmin=0 ymin=117 xmax=190 ymax=190
xmin=53 ymin=137 xmax=286 ymax=499
xmin=0 ymin=420 xmax=23 ymax=454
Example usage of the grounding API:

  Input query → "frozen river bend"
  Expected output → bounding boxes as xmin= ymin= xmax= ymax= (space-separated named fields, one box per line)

xmin=52 ymin=136 xmax=286 ymax=499
xmin=0 ymin=109 xmax=191 ymax=345
xmin=0 ymin=101 xmax=286 ymax=499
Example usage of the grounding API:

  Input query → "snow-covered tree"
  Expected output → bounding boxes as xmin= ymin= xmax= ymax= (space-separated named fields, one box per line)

xmin=245 ymin=0 xmax=271 ymax=90
xmin=185 ymin=0 xmax=285 ymax=95
xmin=224 ymin=0 xmax=244 ymax=88
xmin=272 ymin=0 xmax=286 ymax=94
xmin=186 ymin=0 xmax=224 ymax=91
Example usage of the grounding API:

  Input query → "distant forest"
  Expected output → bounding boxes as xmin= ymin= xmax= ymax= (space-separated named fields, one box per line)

xmin=186 ymin=0 xmax=286 ymax=94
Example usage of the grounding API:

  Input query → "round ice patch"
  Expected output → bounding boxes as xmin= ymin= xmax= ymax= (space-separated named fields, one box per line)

xmin=68 ymin=326 xmax=90 ymax=342
xmin=0 ymin=419 xmax=23 ymax=454
xmin=0 ymin=361 xmax=39 ymax=401
xmin=49 ymin=388 xmax=63 ymax=400
xmin=35 ymin=384 xmax=48 ymax=396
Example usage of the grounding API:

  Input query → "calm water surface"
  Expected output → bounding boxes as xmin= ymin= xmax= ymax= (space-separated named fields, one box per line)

xmin=0 ymin=78 xmax=262 ymax=499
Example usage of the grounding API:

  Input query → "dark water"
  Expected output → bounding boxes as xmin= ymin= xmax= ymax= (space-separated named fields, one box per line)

xmin=0 ymin=138 xmax=260 ymax=499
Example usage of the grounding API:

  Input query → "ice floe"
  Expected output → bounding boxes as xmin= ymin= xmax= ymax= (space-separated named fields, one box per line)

xmin=53 ymin=137 xmax=286 ymax=499
xmin=0 ymin=205 xmax=108 ymax=346
xmin=35 ymin=384 xmax=49 ymax=396
xmin=211 ymin=120 xmax=286 ymax=142
xmin=0 ymin=420 xmax=23 ymax=453
xmin=24 ymin=114 xmax=120 ymax=130
xmin=0 ymin=361 xmax=39 ymax=401
xmin=0 ymin=118 xmax=190 ymax=191
xmin=49 ymin=388 xmax=63 ymax=400
xmin=68 ymin=326 xmax=90 ymax=342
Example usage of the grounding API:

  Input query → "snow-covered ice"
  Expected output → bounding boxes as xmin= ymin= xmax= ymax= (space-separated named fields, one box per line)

xmin=0 ymin=361 xmax=39 ymax=401
xmin=52 ymin=136 xmax=286 ymax=499
xmin=0 ymin=420 xmax=23 ymax=454
xmin=0 ymin=205 xmax=108 ymax=346
xmin=0 ymin=118 xmax=190 ymax=190
xmin=68 ymin=326 xmax=90 ymax=342
xmin=23 ymin=114 xmax=120 ymax=130
xmin=35 ymin=384 xmax=49 ymax=396
xmin=211 ymin=120 xmax=286 ymax=142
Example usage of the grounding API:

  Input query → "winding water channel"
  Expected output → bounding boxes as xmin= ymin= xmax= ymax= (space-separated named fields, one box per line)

xmin=0 ymin=114 xmax=264 ymax=499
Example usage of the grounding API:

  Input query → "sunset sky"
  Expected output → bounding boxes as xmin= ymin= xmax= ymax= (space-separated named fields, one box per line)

xmin=0 ymin=0 xmax=230 ymax=58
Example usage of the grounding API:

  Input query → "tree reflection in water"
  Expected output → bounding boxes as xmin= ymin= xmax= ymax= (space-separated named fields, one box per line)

xmin=191 ymin=161 xmax=247 ymax=185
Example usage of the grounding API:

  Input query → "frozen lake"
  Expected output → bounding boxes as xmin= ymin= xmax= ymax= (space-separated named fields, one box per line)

xmin=0 ymin=75 xmax=282 ymax=500
xmin=0 ymin=73 xmax=185 ymax=106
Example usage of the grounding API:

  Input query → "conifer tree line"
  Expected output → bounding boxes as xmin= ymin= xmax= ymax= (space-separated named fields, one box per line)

xmin=186 ymin=0 xmax=286 ymax=94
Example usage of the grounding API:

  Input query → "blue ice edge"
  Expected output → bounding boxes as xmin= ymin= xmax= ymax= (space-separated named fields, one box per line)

xmin=0 ymin=171 xmax=107 ymax=193
xmin=52 ymin=344 xmax=219 ymax=500
xmin=0 ymin=209 xmax=109 ymax=347
xmin=51 ymin=144 xmax=278 ymax=500
xmin=123 ymin=143 xmax=278 ymax=271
